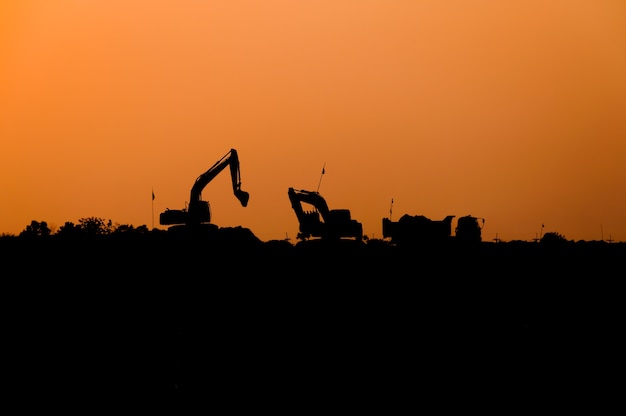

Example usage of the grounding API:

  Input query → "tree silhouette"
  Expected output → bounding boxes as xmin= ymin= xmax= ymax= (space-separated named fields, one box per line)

xmin=13 ymin=218 xmax=154 ymax=240
xmin=56 ymin=221 xmax=80 ymax=238
xmin=19 ymin=220 xmax=51 ymax=238
xmin=53 ymin=217 xmax=115 ymax=239
xmin=78 ymin=217 xmax=114 ymax=236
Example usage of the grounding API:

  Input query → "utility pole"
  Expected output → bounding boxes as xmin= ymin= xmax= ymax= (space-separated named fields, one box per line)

xmin=533 ymin=223 xmax=544 ymax=242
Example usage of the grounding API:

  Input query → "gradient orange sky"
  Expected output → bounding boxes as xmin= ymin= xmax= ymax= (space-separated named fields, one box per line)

xmin=2 ymin=1 xmax=625 ymax=242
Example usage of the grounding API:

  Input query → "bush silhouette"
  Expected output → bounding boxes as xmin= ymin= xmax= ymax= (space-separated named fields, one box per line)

xmin=540 ymin=231 xmax=569 ymax=246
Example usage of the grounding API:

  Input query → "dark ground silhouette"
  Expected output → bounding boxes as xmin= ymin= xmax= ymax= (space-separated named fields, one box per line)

xmin=3 ymin=230 xmax=624 ymax=409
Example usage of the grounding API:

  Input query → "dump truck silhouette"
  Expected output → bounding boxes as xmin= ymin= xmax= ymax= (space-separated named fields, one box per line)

xmin=382 ymin=214 xmax=484 ymax=245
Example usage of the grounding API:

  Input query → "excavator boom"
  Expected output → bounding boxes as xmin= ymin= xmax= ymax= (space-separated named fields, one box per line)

xmin=160 ymin=148 xmax=249 ymax=227
xmin=189 ymin=148 xmax=249 ymax=208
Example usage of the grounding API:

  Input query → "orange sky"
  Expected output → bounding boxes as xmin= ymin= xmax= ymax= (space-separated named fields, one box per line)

xmin=1 ymin=0 xmax=625 ymax=242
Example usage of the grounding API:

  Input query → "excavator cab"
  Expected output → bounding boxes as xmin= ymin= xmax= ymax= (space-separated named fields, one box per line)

xmin=188 ymin=200 xmax=211 ymax=224
xmin=297 ymin=211 xmax=322 ymax=239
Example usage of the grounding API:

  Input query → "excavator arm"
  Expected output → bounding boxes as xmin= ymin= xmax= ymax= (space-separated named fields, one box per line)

xmin=288 ymin=188 xmax=330 ymax=239
xmin=288 ymin=188 xmax=330 ymax=221
xmin=160 ymin=148 xmax=249 ymax=227
xmin=189 ymin=148 xmax=249 ymax=207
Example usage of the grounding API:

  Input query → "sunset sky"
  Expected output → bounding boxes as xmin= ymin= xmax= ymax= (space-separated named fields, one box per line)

xmin=1 ymin=0 xmax=625 ymax=243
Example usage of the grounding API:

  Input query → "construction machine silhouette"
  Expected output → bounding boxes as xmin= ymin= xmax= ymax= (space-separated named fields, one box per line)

xmin=159 ymin=148 xmax=252 ymax=238
xmin=382 ymin=213 xmax=484 ymax=245
xmin=455 ymin=215 xmax=485 ymax=244
xmin=288 ymin=187 xmax=363 ymax=242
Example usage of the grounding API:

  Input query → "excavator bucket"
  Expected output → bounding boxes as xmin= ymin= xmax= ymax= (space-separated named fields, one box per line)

xmin=235 ymin=190 xmax=250 ymax=207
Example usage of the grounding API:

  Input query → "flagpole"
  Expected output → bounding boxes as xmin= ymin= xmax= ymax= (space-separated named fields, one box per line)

xmin=151 ymin=188 xmax=155 ymax=230
xmin=317 ymin=162 xmax=326 ymax=192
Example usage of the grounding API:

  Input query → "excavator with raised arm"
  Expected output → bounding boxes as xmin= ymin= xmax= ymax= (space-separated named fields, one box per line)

xmin=288 ymin=187 xmax=363 ymax=241
xmin=160 ymin=148 xmax=250 ymax=233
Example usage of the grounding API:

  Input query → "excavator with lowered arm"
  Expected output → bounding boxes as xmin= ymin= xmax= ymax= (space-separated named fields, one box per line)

xmin=159 ymin=148 xmax=250 ymax=229
xmin=288 ymin=187 xmax=363 ymax=241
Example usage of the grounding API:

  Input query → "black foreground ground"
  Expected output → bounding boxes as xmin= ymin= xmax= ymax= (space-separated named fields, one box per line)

xmin=4 ymin=231 xmax=624 ymax=409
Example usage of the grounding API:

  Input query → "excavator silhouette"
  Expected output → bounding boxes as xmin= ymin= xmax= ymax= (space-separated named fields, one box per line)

xmin=159 ymin=148 xmax=250 ymax=232
xmin=288 ymin=187 xmax=363 ymax=241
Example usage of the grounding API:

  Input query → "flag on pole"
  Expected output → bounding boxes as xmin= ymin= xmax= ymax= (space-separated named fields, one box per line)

xmin=317 ymin=163 xmax=326 ymax=192
xmin=152 ymin=189 xmax=155 ymax=201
